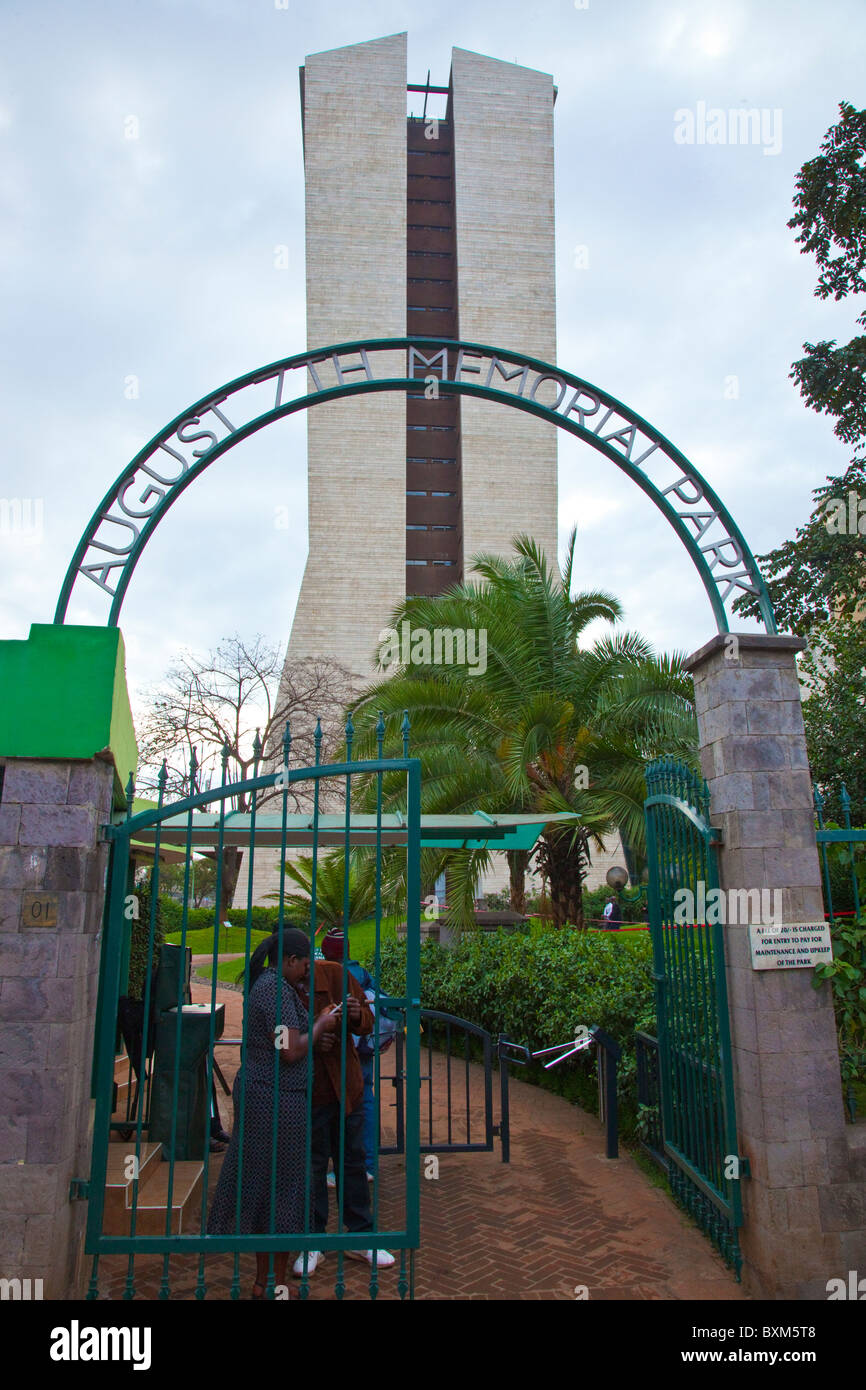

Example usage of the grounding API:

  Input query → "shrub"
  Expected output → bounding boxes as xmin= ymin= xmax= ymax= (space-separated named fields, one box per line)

xmin=370 ymin=928 xmax=656 ymax=1136
xmin=157 ymin=898 xmax=285 ymax=934
xmin=127 ymin=880 xmax=167 ymax=1000
xmin=813 ymin=917 xmax=866 ymax=1117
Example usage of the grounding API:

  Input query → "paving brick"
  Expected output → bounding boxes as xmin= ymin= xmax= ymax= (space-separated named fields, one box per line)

xmin=94 ymin=980 xmax=746 ymax=1303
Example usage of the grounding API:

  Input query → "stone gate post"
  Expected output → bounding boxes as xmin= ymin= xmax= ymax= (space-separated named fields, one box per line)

xmin=0 ymin=625 xmax=136 ymax=1299
xmin=687 ymin=632 xmax=866 ymax=1300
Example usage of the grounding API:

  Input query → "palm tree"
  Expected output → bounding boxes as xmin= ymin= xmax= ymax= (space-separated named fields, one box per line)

xmin=266 ymin=851 xmax=378 ymax=933
xmin=350 ymin=530 xmax=697 ymax=929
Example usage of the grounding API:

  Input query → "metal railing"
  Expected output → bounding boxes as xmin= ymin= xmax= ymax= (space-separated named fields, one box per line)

xmin=500 ymin=1025 xmax=621 ymax=1159
xmin=813 ymin=782 xmax=866 ymax=1122
xmin=634 ymin=1031 xmax=667 ymax=1170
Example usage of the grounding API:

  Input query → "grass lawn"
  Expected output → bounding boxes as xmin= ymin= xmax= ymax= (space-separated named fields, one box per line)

xmin=194 ymin=957 xmax=251 ymax=985
xmin=187 ymin=912 xmax=401 ymax=985
xmin=164 ymin=926 xmax=270 ymax=955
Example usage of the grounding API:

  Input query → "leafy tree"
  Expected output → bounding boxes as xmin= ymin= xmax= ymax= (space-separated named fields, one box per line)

xmin=735 ymin=101 xmax=866 ymax=821
xmin=787 ymin=101 xmax=866 ymax=451
xmin=350 ymin=531 xmax=697 ymax=929
xmin=134 ymin=635 xmax=356 ymax=906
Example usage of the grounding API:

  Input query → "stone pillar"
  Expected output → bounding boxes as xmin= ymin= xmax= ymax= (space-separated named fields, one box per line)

xmin=687 ymin=633 xmax=866 ymax=1300
xmin=0 ymin=755 xmax=115 ymax=1298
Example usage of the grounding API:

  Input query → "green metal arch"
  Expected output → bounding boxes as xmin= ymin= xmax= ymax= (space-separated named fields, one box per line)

xmin=54 ymin=337 xmax=776 ymax=633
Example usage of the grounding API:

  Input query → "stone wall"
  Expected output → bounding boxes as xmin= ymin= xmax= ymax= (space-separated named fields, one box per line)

xmin=0 ymin=756 xmax=114 ymax=1298
xmin=688 ymin=633 xmax=866 ymax=1299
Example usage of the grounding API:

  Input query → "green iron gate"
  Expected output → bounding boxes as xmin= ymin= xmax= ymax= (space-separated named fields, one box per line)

xmin=85 ymin=720 xmax=421 ymax=1300
xmin=644 ymin=757 xmax=744 ymax=1276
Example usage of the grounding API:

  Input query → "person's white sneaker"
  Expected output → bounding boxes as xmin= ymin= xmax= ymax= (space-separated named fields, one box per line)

xmin=292 ymin=1250 xmax=323 ymax=1277
xmin=347 ymin=1248 xmax=395 ymax=1268
xmin=366 ymin=1171 xmax=375 ymax=1183
xmin=326 ymin=1171 xmax=336 ymax=1188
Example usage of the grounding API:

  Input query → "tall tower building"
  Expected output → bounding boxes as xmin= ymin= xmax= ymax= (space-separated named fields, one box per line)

xmin=279 ymin=32 xmax=558 ymax=688
xmin=246 ymin=35 xmax=560 ymax=904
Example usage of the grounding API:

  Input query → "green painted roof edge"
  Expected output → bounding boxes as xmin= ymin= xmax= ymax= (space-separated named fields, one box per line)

xmin=0 ymin=623 xmax=138 ymax=806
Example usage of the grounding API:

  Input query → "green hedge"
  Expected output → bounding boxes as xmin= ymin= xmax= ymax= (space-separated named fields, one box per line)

xmin=157 ymin=898 xmax=286 ymax=934
xmin=370 ymin=929 xmax=656 ymax=1136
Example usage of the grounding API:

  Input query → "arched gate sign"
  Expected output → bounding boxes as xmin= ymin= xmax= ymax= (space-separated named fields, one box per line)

xmin=55 ymin=337 xmax=776 ymax=633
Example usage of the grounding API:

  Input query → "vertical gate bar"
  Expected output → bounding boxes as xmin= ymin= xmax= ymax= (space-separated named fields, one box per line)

xmin=709 ymin=825 xmax=743 ymax=1227
xmin=676 ymin=783 xmax=701 ymax=1169
xmin=678 ymin=783 xmax=703 ymax=1171
xmin=814 ymin=785 xmax=835 ymax=927
xmin=267 ymin=723 xmax=292 ymax=1298
xmin=498 ymin=1038 xmax=511 ymax=1163
xmin=427 ymin=1024 xmax=434 ymax=1145
xmin=464 ymin=1029 xmax=471 ymax=1145
xmin=667 ymin=795 xmax=689 ymax=1159
xmin=196 ymin=743 xmax=230 ymax=1300
xmin=299 ymin=723 xmax=323 ymax=1300
xmin=483 ymin=1032 xmax=493 ymax=1151
xmin=701 ymin=773 xmax=721 ymax=1195
xmin=405 ymin=755 xmax=422 ymax=1257
xmin=334 ymin=718 xmax=354 ymax=1301
xmin=231 ymin=735 xmax=262 ymax=1299
xmin=160 ymin=750 xmax=199 ymax=1299
xmin=840 ymin=786 xmax=861 ymax=922
xmin=369 ymin=712 xmax=386 ymax=1301
xmin=696 ymin=809 xmax=713 ymax=1179
xmin=85 ymin=826 xmax=132 ymax=1294
xmin=446 ymin=1022 xmax=453 ymax=1145
xmin=395 ymin=1023 xmax=405 ymax=1156
xmin=127 ymin=762 xmax=168 ymax=1300
xmin=695 ymin=832 xmax=720 ymax=1191
xmin=678 ymin=787 xmax=702 ymax=1171
xmin=645 ymin=782 xmax=673 ymax=1148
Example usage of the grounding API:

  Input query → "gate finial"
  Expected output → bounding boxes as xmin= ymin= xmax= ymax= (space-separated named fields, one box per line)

xmin=188 ymin=745 xmax=199 ymax=796
xmin=376 ymin=710 xmax=385 ymax=758
xmin=401 ymin=709 xmax=411 ymax=757
xmin=314 ymin=718 xmax=323 ymax=765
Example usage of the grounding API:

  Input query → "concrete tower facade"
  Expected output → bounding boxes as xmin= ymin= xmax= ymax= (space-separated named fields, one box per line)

xmin=247 ymin=35 xmax=563 ymax=905
xmin=279 ymin=33 xmax=558 ymax=691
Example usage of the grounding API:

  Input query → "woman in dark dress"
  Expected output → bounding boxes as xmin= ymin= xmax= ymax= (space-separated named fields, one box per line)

xmin=207 ymin=927 xmax=337 ymax=1298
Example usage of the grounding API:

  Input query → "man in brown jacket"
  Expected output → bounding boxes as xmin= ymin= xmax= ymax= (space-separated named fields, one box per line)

xmin=293 ymin=960 xmax=394 ymax=1275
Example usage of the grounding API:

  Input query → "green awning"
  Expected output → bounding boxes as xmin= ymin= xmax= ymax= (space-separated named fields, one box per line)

xmin=125 ymin=809 xmax=580 ymax=852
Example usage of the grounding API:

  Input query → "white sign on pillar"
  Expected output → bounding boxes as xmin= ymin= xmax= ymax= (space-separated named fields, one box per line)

xmin=748 ymin=921 xmax=833 ymax=970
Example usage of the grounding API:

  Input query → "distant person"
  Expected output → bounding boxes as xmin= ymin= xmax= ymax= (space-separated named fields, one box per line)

xmin=602 ymin=896 xmax=622 ymax=930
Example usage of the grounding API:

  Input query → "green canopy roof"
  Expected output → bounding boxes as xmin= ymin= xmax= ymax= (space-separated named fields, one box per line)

xmin=126 ymin=809 xmax=579 ymax=853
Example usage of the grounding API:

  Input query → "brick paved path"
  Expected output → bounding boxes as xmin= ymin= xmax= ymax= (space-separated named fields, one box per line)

xmin=98 ymin=982 xmax=744 ymax=1301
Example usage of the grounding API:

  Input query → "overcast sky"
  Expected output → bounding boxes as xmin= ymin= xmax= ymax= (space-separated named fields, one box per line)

xmin=1 ymin=0 xmax=862 ymax=727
